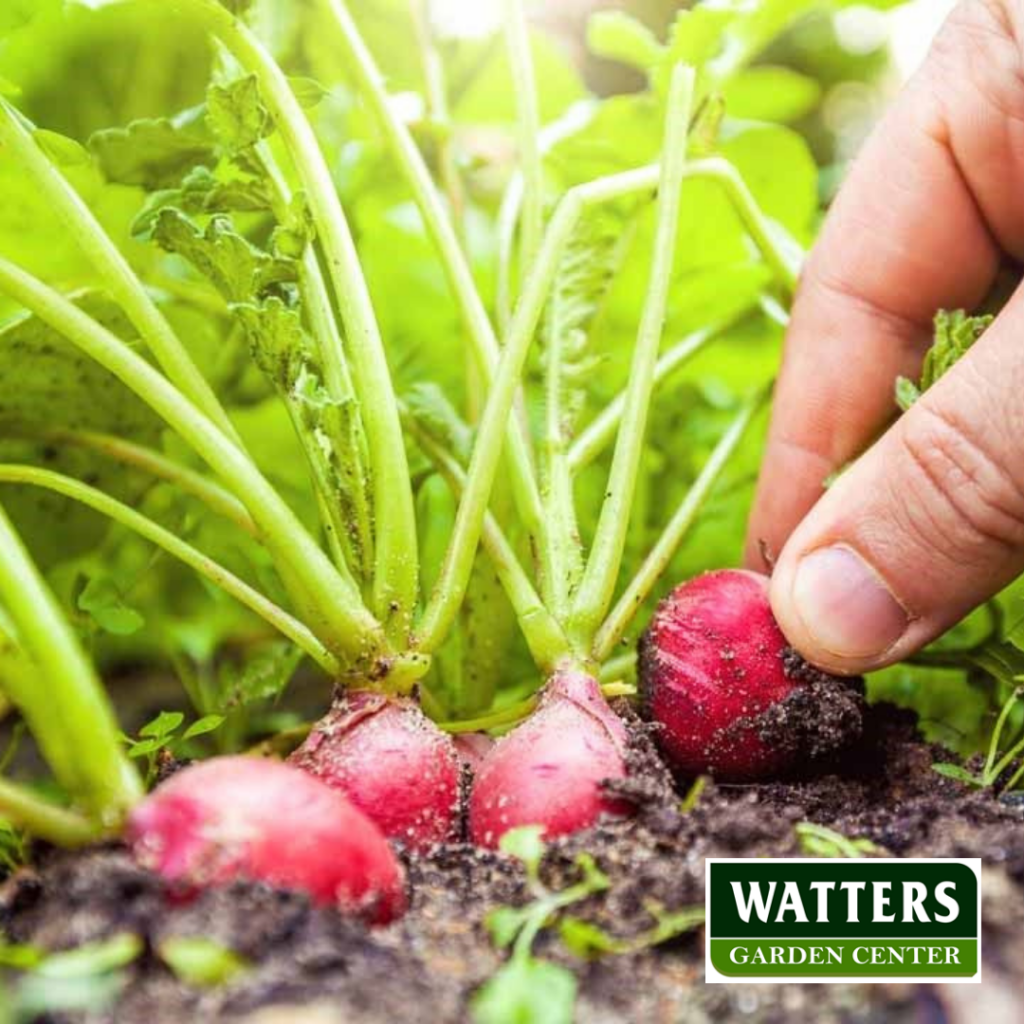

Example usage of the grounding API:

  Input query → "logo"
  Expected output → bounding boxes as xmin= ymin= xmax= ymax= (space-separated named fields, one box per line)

xmin=705 ymin=858 xmax=981 ymax=983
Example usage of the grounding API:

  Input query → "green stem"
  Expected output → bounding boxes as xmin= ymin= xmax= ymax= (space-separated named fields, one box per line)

xmin=569 ymin=65 xmax=695 ymax=644
xmin=0 ymin=257 xmax=382 ymax=664
xmin=45 ymin=429 xmax=256 ymax=535
xmin=437 ymin=695 xmax=538 ymax=734
xmin=411 ymin=0 xmax=466 ymax=243
xmin=0 ymin=776 xmax=103 ymax=847
xmin=987 ymin=687 xmax=1024 ymax=783
xmin=160 ymin=0 xmax=417 ymax=633
xmin=541 ymin=292 xmax=584 ymax=621
xmin=0 ymin=99 xmax=241 ymax=447
xmin=413 ymin=163 xmax=668 ymax=652
xmin=503 ymin=0 xmax=544 ymax=280
xmin=593 ymin=386 xmax=768 ymax=661
xmin=569 ymin=304 xmax=759 ymax=472
xmin=318 ymin=0 xmax=547 ymax=583
xmin=406 ymin=419 xmax=569 ymax=671
xmin=0 ymin=501 xmax=142 ymax=821
xmin=0 ymin=465 xmax=340 ymax=676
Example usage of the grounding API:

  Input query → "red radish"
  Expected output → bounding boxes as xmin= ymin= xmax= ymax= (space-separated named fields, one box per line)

xmin=469 ymin=670 xmax=629 ymax=848
xmin=639 ymin=569 xmax=862 ymax=780
xmin=127 ymin=756 xmax=405 ymax=924
xmin=290 ymin=691 xmax=461 ymax=852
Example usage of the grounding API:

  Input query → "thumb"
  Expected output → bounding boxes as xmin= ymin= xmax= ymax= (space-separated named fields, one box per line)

xmin=768 ymin=305 xmax=1024 ymax=675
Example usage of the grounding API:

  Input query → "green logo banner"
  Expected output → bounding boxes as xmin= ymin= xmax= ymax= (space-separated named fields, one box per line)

xmin=705 ymin=858 xmax=981 ymax=983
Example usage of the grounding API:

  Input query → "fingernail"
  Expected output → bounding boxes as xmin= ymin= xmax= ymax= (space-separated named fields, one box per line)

xmin=792 ymin=545 xmax=908 ymax=659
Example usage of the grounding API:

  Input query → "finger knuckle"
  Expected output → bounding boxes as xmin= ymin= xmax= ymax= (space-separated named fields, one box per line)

xmin=931 ymin=0 xmax=1024 ymax=123
xmin=896 ymin=402 xmax=1024 ymax=559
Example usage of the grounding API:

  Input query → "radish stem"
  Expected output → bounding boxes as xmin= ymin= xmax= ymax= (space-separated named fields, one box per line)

xmin=0 ymin=502 xmax=142 ymax=820
xmin=569 ymin=304 xmax=761 ymax=472
xmin=569 ymin=65 xmax=695 ymax=644
xmin=43 ymin=430 xmax=257 ymax=535
xmin=0 ymin=99 xmax=241 ymax=447
xmin=0 ymin=777 xmax=103 ymax=847
xmin=503 ymin=0 xmax=544 ymax=280
xmin=317 ymin=0 xmax=548 ymax=588
xmin=0 ymin=257 xmax=382 ymax=665
xmin=0 ymin=465 xmax=341 ymax=676
xmin=152 ymin=0 xmax=418 ymax=636
xmin=593 ymin=385 xmax=769 ymax=661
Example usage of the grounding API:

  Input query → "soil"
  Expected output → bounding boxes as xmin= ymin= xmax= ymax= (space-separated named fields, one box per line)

xmin=3 ymin=701 xmax=1024 ymax=1024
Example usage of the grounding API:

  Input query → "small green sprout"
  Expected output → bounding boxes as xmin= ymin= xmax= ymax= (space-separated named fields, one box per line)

xmin=157 ymin=936 xmax=249 ymax=987
xmin=795 ymin=822 xmax=885 ymax=859
xmin=932 ymin=684 xmax=1024 ymax=793
xmin=122 ymin=711 xmax=225 ymax=786
xmin=472 ymin=826 xmax=610 ymax=1024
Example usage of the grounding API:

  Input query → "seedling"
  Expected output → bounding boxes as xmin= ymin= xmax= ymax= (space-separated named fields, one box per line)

xmin=472 ymin=826 xmax=610 ymax=1024
xmin=795 ymin=822 xmax=885 ymax=859
xmin=933 ymin=684 xmax=1024 ymax=793
xmin=122 ymin=710 xmax=225 ymax=787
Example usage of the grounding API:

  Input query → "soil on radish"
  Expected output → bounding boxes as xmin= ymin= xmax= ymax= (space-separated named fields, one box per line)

xmin=3 ymin=702 xmax=1024 ymax=1024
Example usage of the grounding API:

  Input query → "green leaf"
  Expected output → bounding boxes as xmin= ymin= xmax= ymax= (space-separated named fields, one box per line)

xmin=472 ymin=958 xmax=577 ymax=1024
xmin=127 ymin=737 xmax=164 ymax=758
xmin=214 ymin=640 xmax=304 ymax=711
xmin=485 ymin=906 xmax=531 ymax=950
xmin=499 ymin=825 xmax=546 ymax=877
xmin=918 ymin=310 xmax=993 ymax=393
xmin=34 ymin=129 xmax=91 ymax=168
xmin=139 ymin=710 xmax=185 ymax=739
xmin=586 ymin=12 xmax=663 ymax=72
xmin=76 ymin=576 xmax=146 ymax=637
xmin=894 ymin=376 xmax=920 ymax=412
xmin=559 ymin=917 xmax=620 ymax=957
xmin=289 ymin=77 xmax=330 ymax=110
xmin=89 ymin=114 xmax=215 ymax=190
xmin=153 ymin=211 xmax=297 ymax=303
xmin=931 ymin=763 xmax=983 ymax=786
xmin=182 ymin=714 xmax=226 ymax=740
xmin=37 ymin=934 xmax=143 ymax=979
xmin=233 ymin=297 xmax=309 ymax=390
xmin=157 ymin=936 xmax=248 ymax=987
xmin=722 ymin=66 xmax=822 ymax=123
xmin=0 ymin=941 xmax=43 ymax=970
xmin=403 ymin=383 xmax=474 ymax=465
xmin=207 ymin=76 xmax=273 ymax=153
xmin=0 ymin=292 xmax=163 ymax=566
xmin=132 ymin=167 xmax=272 ymax=238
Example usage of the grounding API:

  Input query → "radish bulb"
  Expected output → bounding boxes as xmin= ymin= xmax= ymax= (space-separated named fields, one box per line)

xmin=128 ymin=756 xmax=405 ymax=924
xmin=469 ymin=670 xmax=630 ymax=848
xmin=639 ymin=569 xmax=863 ymax=780
xmin=290 ymin=692 xmax=461 ymax=852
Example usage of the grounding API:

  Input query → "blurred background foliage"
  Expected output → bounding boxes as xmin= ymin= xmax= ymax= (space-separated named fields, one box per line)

xmin=3 ymin=0 xmax=1005 ymax=754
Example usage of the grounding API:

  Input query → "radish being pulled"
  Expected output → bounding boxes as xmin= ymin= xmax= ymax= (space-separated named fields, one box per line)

xmin=469 ymin=671 xmax=630 ymax=848
xmin=290 ymin=692 xmax=461 ymax=852
xmin=639 ymin=569 xmax=863 ymax=780
xmin=128 ymin=756 xmax=405 ymax=924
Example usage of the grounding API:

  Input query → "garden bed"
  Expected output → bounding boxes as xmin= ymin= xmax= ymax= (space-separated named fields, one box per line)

xmin=4 ymin=702 xmax=1023 ymax=1024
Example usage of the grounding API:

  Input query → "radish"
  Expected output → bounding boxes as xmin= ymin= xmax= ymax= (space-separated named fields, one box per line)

xmin=639 ymin=569 xmax=863 ymax=780
xmin=127 ymin=756 xmax=405 ymax=924
xmin=469 ymin=671 xmax=630 ymax=848
xmin=290 ymin=691 xmax=461 ymax=852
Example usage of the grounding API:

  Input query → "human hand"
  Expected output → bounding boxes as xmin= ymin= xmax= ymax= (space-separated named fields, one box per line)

xmin=746 ymin=0 xmax=1024 ymax=675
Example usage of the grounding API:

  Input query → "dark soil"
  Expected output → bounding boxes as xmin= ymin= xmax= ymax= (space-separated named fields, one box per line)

xmin=3 ymin=702 xmax=1024 ymax=1024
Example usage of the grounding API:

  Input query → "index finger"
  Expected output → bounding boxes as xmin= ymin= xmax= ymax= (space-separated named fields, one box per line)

xmin=743 ymin=0 xmax=1024 ymax=568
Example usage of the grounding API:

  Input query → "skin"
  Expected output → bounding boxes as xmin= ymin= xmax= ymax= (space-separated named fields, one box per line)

xmin=745 ymin=0 xmax=1024 ymax=675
